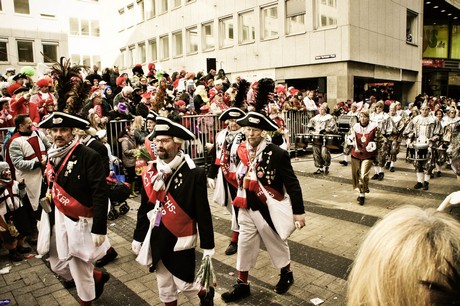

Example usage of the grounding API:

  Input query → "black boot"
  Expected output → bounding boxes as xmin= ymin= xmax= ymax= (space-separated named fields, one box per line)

xmin=94 ymin=270 xmax=110 ymax=300
xmin=414 ymin=182 xmax=423 ymax=189
xmin=225 ymin=242 xmax=237 ymax=256
xmin=423 ymin=181 xmax=429 ymax=190
xmin=221 ymin=280 xmax=250 ymax=303
xmin=16 ymin=245 xmax=32 ymax=254
xmin=199 ymin=287 xmax=214 ymax=306
xmin=274 ymin=270 xmax=294 ymax=294
xmin=8 ymin=249 xmax=23 ymax=262
xmin=95 ymin=247 xmax=118 ymax=267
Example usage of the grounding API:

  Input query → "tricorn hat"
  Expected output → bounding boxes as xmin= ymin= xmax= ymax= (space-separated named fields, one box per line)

xmin=38 ymin=111 xmax=90 ymax=129
xmin=236 ymin=112 xmax=278 ymax=132
xmin=153 ymin=117 xmax=195 ymax=141
xmin=146 ymin=110 xmax=158 ymax=122
xmin=219 ymin=107 xmax=246 ymax=121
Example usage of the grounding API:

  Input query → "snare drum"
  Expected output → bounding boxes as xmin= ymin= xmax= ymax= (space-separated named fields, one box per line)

xmin=324 ymin=134 xmax=343 ymax=149
xmin=337 ymin=115 xmax=358 ymax=134
xmin=295 ymin=134 xmax=310 ymax=148
xmin=407 ymin=144 xmax=429 ymax=161
xmin=310 ymin=133 xmax=324 ymax=145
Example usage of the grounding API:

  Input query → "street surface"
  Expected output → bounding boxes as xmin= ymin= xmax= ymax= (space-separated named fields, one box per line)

xmin=0 ymin=148 xmax=458 ymax=305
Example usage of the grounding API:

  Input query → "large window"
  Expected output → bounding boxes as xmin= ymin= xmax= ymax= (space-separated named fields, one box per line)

xmin=91 ymin=20 xmax=100 ymax=37
xmin=14 ymin=0 xmax=29 ymax=14
xmin=145 ymin=0 xmax=155 ymax=18
xmin=286 ymin=0 xmax=306 ymax=35
xmin=43 ymin=42 xmax=58 ymax=63
xmin=262 ymin=5 xmax=279 ymax=40
xmin=186 ymin=27 xmax=198 ymax=54
xmin=220 ymin=17 xmax=234 ymax=48
xmin=0 ymin=40 xmax=7 ymax=62
xmin=17 ymin=40 xmax=33 ymax=63
xmin=128 ymin=45 xmax=135 ymax=66
xmin=81 ymin=19 xmax=90 ymax=36
xmin=160 ymin=35 xmax=169 ymax=60
xmin=239 ymin=11 xmax=256 ymax=44
xmin=159 ymin=0 xmax=168 ymax=14
xmin=406 ymin=9 xmax=418 ymax=44
xmin=173 ymin=0 xmax=181 ymax=9
xmin=423 ymin=25 xmax=449 ymax=58
xmin=69 ymin=18 xmax=79 ymax=35
xmin=137 ymin=0 xmax=145 ymax=22
xmin=202 ymin=22 xmax=214 ymax=51
xmin=71 ymin=54 xmax=80 ymax=65
xmin=139 ymin=42 xmax=146 ymax=63
xmin=119 ymin=48 xmax=126 ymax=68
xmin=118 ymin=8 xmax=125 ymax=31
xmin=172 ymin=31 xmax=183 ymax=57
xmin=316 ymin=0 xmax=337 ymax=28
xmin=149 ymin=39 xmax=158 ymax=61
xmin=82 ymin=55 xmax=91 ymax=67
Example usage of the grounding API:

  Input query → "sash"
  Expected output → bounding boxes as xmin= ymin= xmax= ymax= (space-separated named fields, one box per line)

xmin=46 ymin=144 xmax=93 ymax=219
xmin=142 ymin=164 xmax=196 ymax=239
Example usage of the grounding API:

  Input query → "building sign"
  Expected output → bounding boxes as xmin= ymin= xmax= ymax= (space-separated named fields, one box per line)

xmin=422 ymin=59 xmax=445 ymax=68
xmin=423 ymin=25 xmax=449 ymax=58
xmin=315 ymin=54 xmax=336 ymax=60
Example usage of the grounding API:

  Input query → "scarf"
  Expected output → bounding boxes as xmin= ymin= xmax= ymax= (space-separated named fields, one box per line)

xmin=48 ymin=136 xmax=79 ymax=165
xmin=233 ymin=139 xmax=268 ymax=208
xmin=152 ymin=150 xmax=185 ymax=200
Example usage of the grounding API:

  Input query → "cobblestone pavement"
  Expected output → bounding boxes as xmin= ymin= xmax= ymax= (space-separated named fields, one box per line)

xmin=0 ymin=148 xmax=457 ymax=305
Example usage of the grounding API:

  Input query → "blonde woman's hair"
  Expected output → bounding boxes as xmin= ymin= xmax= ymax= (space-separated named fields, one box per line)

xmin=347 ymin=206 xmax=460 ymax=306
xmin=132 ymin=115 xmax=144 ymax=130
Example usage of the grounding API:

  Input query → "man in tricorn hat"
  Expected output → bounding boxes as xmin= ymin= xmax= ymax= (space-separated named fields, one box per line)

xmin=221 ymin=109 xmax=306 ymax=303
xmin=39 ymin=111 xmax=110 ymax=305
xmin=136 ymin=117 xmax=215 ymax=306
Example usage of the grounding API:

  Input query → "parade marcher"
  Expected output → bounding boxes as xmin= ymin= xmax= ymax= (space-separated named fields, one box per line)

xmin=347 ymin=110 xmax=384 ymax=205
xmin=308 ymin=103 xmax=338 ymax=175
xmin=369 ymin=100 xmax=394 ymax=180
xmin=222 ymin=78 xmax=305 ymax=303
xmin=0 ymin=162 xmax=31 ymax=261
xmin=30 ymin=78 xmax=55 ymax=112
xmin=10 ymin=85 xmax=41 ymax=125
xmin=0 ymin=97 xmax=14 ymax=128
xmin=5 ymin=114 xmax=50 ymax=229
xmin=339 ymin=102 xmax=359 ymax=166
xmin=137 ymin=116 xmax=215 ymax=306
xmin=441 ymin=108 xmax=460 ymax=174
xmin=38 ymin=57 xmax=110 ymax=306
xmin=385 ymin=103 xmax=408 ymax=172
xmin=403 ymin=103 xmax=443 ymax=191
xmin=207 ymin=81 xmax=249 ymax=256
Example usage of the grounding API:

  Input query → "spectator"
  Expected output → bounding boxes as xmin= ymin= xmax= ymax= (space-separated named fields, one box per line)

xmin=118 ymin=125 xmax=137 ymax=198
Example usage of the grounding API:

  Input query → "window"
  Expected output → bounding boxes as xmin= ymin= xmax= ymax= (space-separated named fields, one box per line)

xmin=127 ymin=4 xmax=134 ymax=28
xmin=137 ymin=0 xmax=145 ymax=21
xmin=139 ymin=43 xmax=146 ymax=63
xmin=82 ymin=55 xmax=91 ymax=67
xmin=286 ymin=0 xmax=306 ymax=35
xmin=239 ymin=11 xmax=256 ymax=44
xmin=118 ymin=8 xmax=125 ymax=31
xmin=160 ymin=35 xmax=169 ymax=60
xmin=93 ymin=55 xmax=101 ymax=70
xmin=69 ymin=18 xmax=79 ymax=35
xmin=0 ymin=40 xmax=7 ymax=62
xmin=71 ymin=54 xmax=80 ymax=65
xmin=0 ymin=1 xmax=2 ymax=11
xmin=149 ymin=39 xmax=157 ymax=61
xmin=42 ymin=42 xmax=58 ymax=63
xmin=91 ymin=20 xmax=100 ymax=37
xmin=145 ymin=0 xmax=155 ymax=18
xmin=17 ymin=40 xmax=33 ymax=63
xmin=202 ymin=22 xmax=214 ymax=51
xmin=81 ymin=19 xmax=90 ymax=36
xmin=219 ymin=17 xmax=234 ymax=48
xmin=119 ymin=48 xmax=126 ymax=68
xmin=186 ymin=27 xmax=198 ymax=54
xmin=406 ymin=10 xmax=418 ymax=44
xmin=173 ymin=0 xmax=181 ymax=9
xmin=128 ymin=45 xmax=135 ymax=67
xmin=172 ymin=31 xmax=183 ymax=57
xmin=14 ymin=0 xmax=29 ymax=14
xmin=159 ymin=0 xmax=168 ymax=14
xmin=261 ymin=5 xmax=279 ymax=40
xmin=316 ymin=0 xmax=337 ymax=28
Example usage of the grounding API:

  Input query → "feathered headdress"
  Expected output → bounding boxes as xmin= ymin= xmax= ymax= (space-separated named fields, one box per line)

xmin=233 ymin=79 xmax=250 ymax=109
xmin=51 ymin=57 xmax=91 ymax=114
xmin=254 ymin=78 xmax=275 ymax=115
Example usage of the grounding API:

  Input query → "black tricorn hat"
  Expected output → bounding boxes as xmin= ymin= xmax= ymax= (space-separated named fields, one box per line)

xmin=38 ymin=111 xmax=90 ymax=129
xmin=236 ymin=111 xmax=278 ymax=132
xmin=12 ymin=73 xmax=27 ymax=81
xmin=146 ymin=110 xmax=159 ymax=122
xmin=153 ymin=117 xmax=195 ymax=140
xmin=13 ymin=87 xmax=29 ymax=95
xmin=218 ymin=107 xmax=246 ymax=121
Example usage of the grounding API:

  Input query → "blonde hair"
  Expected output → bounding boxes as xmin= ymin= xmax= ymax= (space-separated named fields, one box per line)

xmin=132 ymin=115 xmax=144 ymax=130
xmin=347 ymin=206 xmax=460 ymax=306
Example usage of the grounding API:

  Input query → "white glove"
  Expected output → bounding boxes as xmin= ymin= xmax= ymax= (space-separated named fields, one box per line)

xmin=438 ymin=191 xmax=460 ymax=211
xmin=365 ymin=141 xmax=376 ymax=152
xmin=24 ymin=93 xmax=31 ymax=100
xmin=207 ymin=178 xmax=215 ymax=189
xmin=345 ymin=135 xmax=354 ymax=146
xmin=202 ymin=248 xmax=215 ymax=259
xmin=132 ymin=240 xmax=142 ymax=255
xmin=91 ymin=233 xmax=106 ymax=247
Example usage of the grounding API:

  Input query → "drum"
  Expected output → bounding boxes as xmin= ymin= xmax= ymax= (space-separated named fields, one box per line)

xmin=310 ymin=133 xmax=324 ymax=145
xmin=407 ymin=144 xmax=429 ymax=161
xmin=325 ymin=134 xmax=343 ymax=149
xmin=337 ymin=115 xmax=358 ymax=134
xmin=295 ymin=134 xmax=309 ymax=148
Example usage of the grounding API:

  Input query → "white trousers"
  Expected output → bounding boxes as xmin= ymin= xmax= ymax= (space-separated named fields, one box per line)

xmin=49 ymin=226 xmax=96 ymax=302
xmin=236 ymin=208 xmax=290 ymax=272
xmin=156 ymin=260 xmax=201 ymax=303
